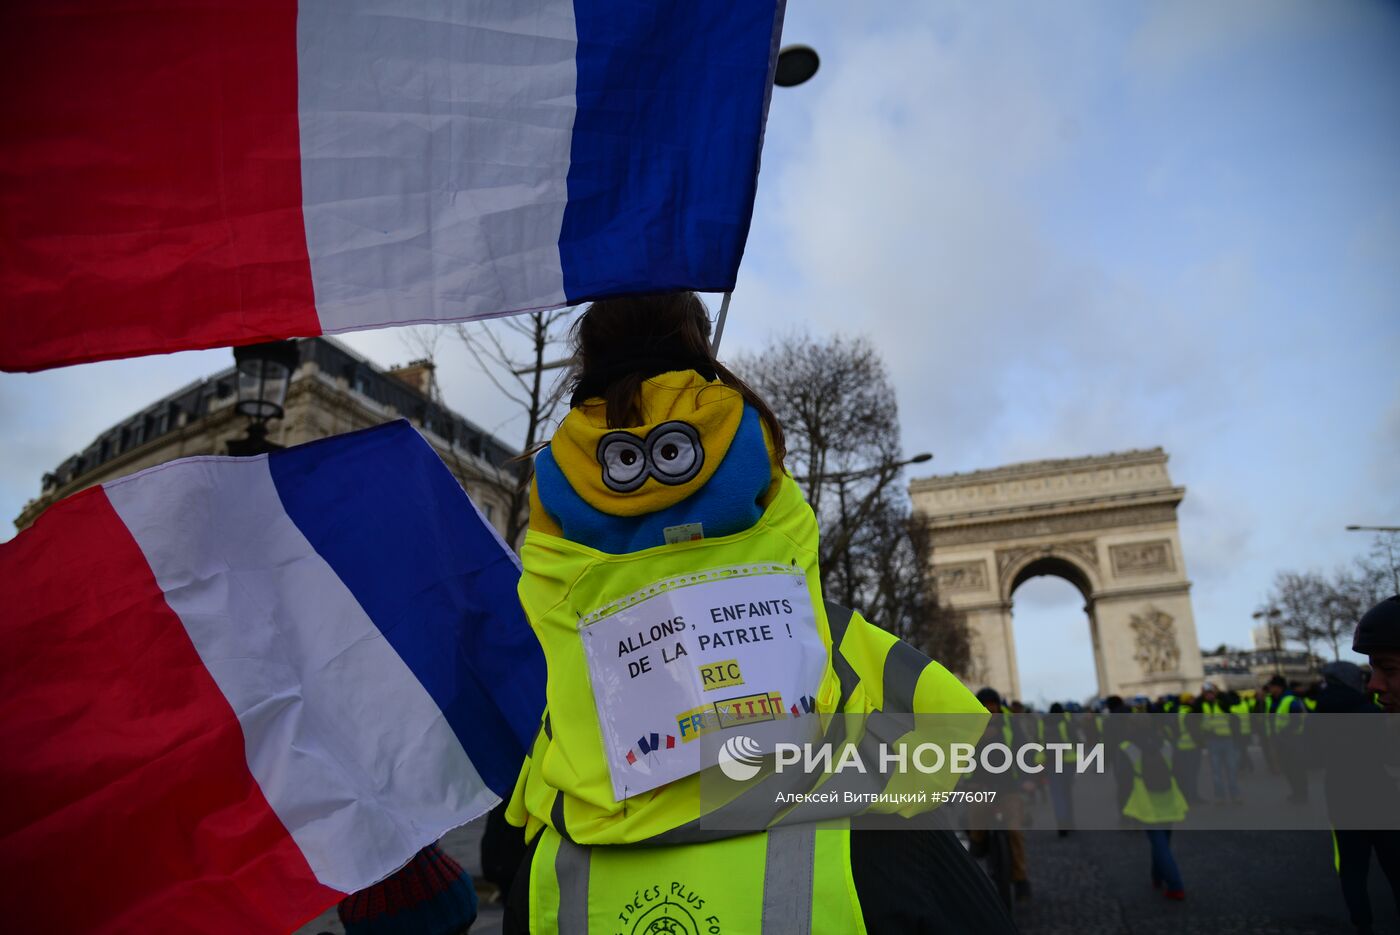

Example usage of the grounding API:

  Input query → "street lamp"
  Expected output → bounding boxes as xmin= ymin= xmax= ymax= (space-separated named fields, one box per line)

xmin=228 ymin=340 xmax=299 ymax=456
xmin=797 ymin=451 xmax=933 ymax=487
xmin=775 ymin=45 xmax=820 ymax=88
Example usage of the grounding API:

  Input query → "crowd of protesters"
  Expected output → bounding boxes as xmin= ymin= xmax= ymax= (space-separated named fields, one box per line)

xmin=970 ymin=595 xmax=1400 ymax=933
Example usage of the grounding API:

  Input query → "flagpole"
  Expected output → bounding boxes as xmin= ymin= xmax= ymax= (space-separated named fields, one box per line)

xmin=711 ymin=291 xmax=732 ymax=355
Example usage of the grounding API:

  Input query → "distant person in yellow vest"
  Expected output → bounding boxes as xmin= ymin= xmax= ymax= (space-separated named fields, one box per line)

xmin=1173 ymin=691 xmax=1203 ymax=804
xmin=968 ymin=686 xmax=1033 ymax=902
xmin=501 ymin=293 xmax=1013 ymax=934
xmin=1196 ymin=682 xmax=1243 ymax=804
xmin=1264 ymin=674 xmax=1309 ymax=804
xmin=1227 ymin=688 xmax=1256 ymax=775
xmin=1115 ymin=716 xmax=1188 ymax=901
xmin=1041 ymin=702 xmax=1078 ymax=837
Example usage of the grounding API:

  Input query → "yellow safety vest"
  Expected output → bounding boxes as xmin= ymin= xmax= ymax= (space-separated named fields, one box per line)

xmin=1119 ymin=741 xmax=1188 ymax=824
xmin=1229 ymin=699 xmax=1253 ymax=734
xmin=507 ymin=476 xmax=984 ymax=845
xmin=1270 ymin=693 xmax=1305 ymax=735
xmin=1199 ymin=700 xmax=1233 ymax=737
xmin=528 ymin=821 xmax=865 ymax=934
xmin=507 ymin=474 xmax=986 ymax=933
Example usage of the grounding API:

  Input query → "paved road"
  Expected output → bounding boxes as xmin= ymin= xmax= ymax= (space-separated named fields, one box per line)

xmin=296 ymin=822 xmax=1397 ymax=934
xmin=1015 ymin=829 xmax=1399 ymax=935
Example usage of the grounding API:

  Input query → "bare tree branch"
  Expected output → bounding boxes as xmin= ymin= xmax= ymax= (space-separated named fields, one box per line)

xmin=443 ymin=309 xmax=577 ymax=547
xmin=733 ymin=332 xmax=970 ymax=672
xmin=1260 ymin=544 xmax=1396 ymax=666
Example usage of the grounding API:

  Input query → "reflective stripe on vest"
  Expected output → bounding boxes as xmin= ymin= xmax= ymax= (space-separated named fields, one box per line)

xmin=1118 ymin=741 xmax=1188 ymax=825
xmin=530 ymin=822 xmax=865 ymax=934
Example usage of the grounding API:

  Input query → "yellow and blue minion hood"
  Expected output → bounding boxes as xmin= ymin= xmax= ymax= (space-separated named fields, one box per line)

xmin=530 ymin=370 xmax=781 ymax=553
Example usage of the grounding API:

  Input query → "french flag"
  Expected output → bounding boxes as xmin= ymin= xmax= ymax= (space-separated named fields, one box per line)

xmin=0 ymin=0 xmax=786 ymax=372
xmin=0 ymin=421 xmax=545 ymax=933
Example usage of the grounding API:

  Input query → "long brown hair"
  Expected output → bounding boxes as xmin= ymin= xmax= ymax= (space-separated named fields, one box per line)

xmin=568 ymin=292 xmax=786 ymax=464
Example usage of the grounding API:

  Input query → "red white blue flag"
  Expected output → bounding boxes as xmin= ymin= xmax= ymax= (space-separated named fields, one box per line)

xmin=0 ymin=421 xmax=546 ymax=932
xmin=0 ymin=0 xmax=786 ymax=372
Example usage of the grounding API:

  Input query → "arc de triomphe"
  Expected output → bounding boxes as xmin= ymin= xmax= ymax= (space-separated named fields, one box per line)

xmin=909 ymin=448 xmax=1204 ymax=701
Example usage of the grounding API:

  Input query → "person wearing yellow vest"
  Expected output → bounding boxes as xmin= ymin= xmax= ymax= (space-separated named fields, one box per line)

xmin=1227 ymin=689 xmax=1256 ymax=776
xmin=1039 ymin=702 xmax=1078 ymax=837
xmin=1196 ymin=682 xmax=1243 ymax=805
xmin=967 ymin=687 xmax=1033 ymax=903
xmin=1310 ymin=657 xmax=1400 ymax=935
xmin=1171 ymin=692 xmax=1202 ymax=805
xmin=1356 ymin=595 xmax=1400 ymax=714
xmin=1263 ymin=674 xmax=1308 ymax=804
xmin=1115 ymin=717 xmax=1188 ymax=901
xmin=501 ymin=293 xmax=1012 ymax=934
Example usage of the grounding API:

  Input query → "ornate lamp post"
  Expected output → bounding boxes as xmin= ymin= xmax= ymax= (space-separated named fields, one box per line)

xmin=227 ymin=340 xmax=299 ymax=456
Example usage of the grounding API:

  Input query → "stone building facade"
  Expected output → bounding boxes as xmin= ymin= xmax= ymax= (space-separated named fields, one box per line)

xmin=15 ymin=338 xmax=520 ymax=538
xmin=910 ymin=448 xmax=1205 ymax=701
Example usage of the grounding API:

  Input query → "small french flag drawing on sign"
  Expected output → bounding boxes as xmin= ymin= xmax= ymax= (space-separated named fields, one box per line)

xmin=628 ymin=731 xmax=677 ymax=766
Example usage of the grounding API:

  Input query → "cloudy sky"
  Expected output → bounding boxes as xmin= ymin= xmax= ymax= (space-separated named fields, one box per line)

xmin=2 ymin=1 xmax=1396 ymax=703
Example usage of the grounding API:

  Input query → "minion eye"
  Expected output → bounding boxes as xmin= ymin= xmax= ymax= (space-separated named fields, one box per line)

xmin=598 ymin=433 xmax=648 ymax=492
xmin=646 ymin=422 xmax=703 ymax=485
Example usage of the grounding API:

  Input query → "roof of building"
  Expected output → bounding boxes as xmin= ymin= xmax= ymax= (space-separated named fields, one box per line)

xmin=41 ymin=337 xmax=519 ymax=494
xmin=909 ymin=447 xmax=1168 ymax=491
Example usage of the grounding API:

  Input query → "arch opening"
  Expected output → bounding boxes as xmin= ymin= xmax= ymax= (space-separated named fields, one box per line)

xmin=1009 ymin=555 xmax=1093 ymax=603
xmin=1010 ymin=558 xmax=1101 ymax=708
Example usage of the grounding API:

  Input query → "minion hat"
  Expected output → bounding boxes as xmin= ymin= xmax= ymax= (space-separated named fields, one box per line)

xmin=532 ymin=370 xmax=779 ymax=554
